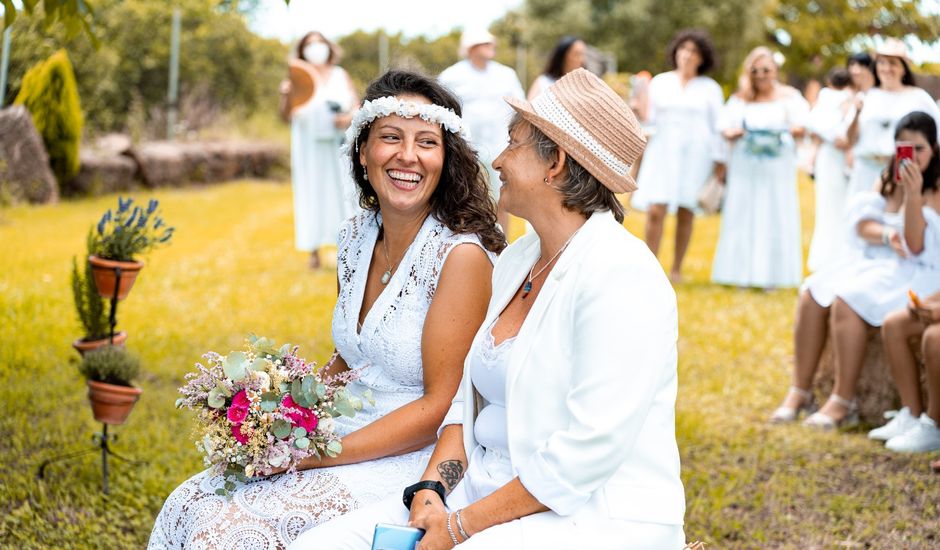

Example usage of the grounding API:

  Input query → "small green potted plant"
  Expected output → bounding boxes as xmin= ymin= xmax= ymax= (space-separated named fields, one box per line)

xmin=79 ymin=346 xmax=143 ymax=425
xmin=87 ymin=196 xmax=174 ymax=300
xmin=71 ymin=257 xmax=127 ymax=355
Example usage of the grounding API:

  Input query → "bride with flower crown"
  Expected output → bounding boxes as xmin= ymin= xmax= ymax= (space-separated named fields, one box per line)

xmin=148 ymin=70 xmax=505 ymax=549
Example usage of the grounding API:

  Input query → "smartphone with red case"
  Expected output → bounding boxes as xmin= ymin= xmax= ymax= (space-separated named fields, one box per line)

xmin=896 ymin=142 xmax=915 ymax=182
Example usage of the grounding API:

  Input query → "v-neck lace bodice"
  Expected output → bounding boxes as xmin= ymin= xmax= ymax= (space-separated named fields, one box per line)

xmin=332 ymin=210 xmax=493 ymax=408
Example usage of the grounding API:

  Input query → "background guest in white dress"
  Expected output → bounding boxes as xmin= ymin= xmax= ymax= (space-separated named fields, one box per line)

xmin=633 ymin=29 xmax=724 ymax=283
xmin=439 ymin=28 xmax=525 ymax=231
xmin=294 ymin=69 xmax=685 ymax=550
xmin=526 ymin=36 xmax=586 ymax=100
xmin=845 ymin=39 xmax=940 ymax=196
xmin=711 ymin=46 xmax=809 ymax=289
xmin=805 ymin=111 xmax=940 ymax=429
xmin=279 ymin=32 xmax=360 ymax=269
xmin=770 ymin=151 xmax=907 ymax=423
xmin=806 ymin=68 xmax=853 ymax=272
xmin=149 ymin=71 xmax=506 ymax=549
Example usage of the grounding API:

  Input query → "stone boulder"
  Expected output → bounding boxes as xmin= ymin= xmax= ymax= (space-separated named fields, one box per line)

xmin=127 ymin=141 xmax=188 ymax=188
xmin=0 ymin=106 xmax=58 ymax=204
xmin=128 ymin=141 xmax=286 ymax=188
xmin=64 ymin=150 xmax=140 ymax=197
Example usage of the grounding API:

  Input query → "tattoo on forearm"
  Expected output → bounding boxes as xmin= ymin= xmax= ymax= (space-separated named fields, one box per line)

xmin=437 ymin=460 xmax=464 ymax=491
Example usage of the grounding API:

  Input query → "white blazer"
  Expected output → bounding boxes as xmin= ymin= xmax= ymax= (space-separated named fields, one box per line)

xmin=448 ymin=210 xmax=685 ymax=535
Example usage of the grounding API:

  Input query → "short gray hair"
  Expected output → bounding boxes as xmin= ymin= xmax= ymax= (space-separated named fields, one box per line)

xmin=509 ymin=113 xmax=625 ymax=223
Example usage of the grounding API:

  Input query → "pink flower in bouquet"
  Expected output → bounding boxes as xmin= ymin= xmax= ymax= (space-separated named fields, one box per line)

xmin=227 ymin=390 xmax=250 ymax=423
xmin=281 ymin=395 xmax=319 ymax=433
xmin=232 ymin=422 xmax=250 ymax=444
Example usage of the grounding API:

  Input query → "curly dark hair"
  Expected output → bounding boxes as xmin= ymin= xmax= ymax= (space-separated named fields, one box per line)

xmin=666 ymin=29 xmax=716 ymax=75
xmin=349 ymin=70 xmax=506 ymax=254
xmin=543 ymin=36 xmax=584 ymax=80
xmin=880 ymin=111 xmax=940 ymax=195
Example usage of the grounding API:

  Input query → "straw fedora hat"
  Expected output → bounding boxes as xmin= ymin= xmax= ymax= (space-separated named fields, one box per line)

xmin=504 ymin=68 xmax=645 ymax=193
xmin=875 ymin=38 xmax=911 ymax=63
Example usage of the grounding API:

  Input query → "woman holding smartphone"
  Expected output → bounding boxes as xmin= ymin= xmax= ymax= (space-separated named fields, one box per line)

xmin=293 ymin=69 xmax=686 ymax=550
xmin=845 ymin=39 xmax=940 ymax=196
xmin=770 ymin=112 xmax=926 ymax=423
xmin=804 ymin=111 xmax=940 ymax=428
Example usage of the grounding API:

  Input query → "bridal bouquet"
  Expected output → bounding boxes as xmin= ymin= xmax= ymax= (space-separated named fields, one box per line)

xmin=177 ymin=335 xmax=366 ymax=496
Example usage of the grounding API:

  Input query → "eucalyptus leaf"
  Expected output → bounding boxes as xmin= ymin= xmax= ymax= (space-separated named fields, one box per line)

xmin=272 ymin=419 xmax=292 ymax=439
xmin=248 ymin=334 xmax=259 ymax=345
xmin=224 ymin=480 xmax=236 ymax=492
xmin=175 ymin=398 xmax=185 ymax=409
xmin=301 ymin=376 xmax=315 ymax=398
xmin=223 ymin=351 xmax=248 ymax=381
xmin=315 ymin=383 xmax=327 ymax=399
xmin=293 ymin=426 xmax=307 ymax=438
xmin=334 ymin=398 xmax=356 ymax=418
xmin=361 ymin=389 xmax=375 ymax=406
xmin=279 ymin=382 xmax=289 ymax=393
xmin=260 ymin=394 xmax=279 ymax=413
xmin=279 ymin=343 xmax=291 ymax=355
xmin=326 ymin=440 xmax=343 ymax=457
xmin=250 ymin=357 xmax=267 ymax=372
xmin=215 ymin=488 xmax=227 ymax=496
xmin=215 ymin=380 xmax=232 ymax=397
xmin=207 ymin=388 xmax=226 ymax=409
xmin=294 ymin=437 xmax=310 ymax=449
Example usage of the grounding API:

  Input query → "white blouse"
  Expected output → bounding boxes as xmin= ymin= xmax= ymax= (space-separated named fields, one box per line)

xmin=852 ymin=87 xmax=940 ymax=159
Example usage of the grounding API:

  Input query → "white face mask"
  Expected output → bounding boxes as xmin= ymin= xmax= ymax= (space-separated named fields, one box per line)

xmin=303 ymin=42 xmax=330 ymax=65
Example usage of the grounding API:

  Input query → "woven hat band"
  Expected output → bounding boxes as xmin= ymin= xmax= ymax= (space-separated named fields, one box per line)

xmin=530 ymin=89 xmax=631 ymax=177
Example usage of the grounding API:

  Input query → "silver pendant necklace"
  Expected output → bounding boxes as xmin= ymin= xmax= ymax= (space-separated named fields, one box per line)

xmin=380 ymin=230 xmax=395 ymax=285
xmin=522 ymin=226 xmax=583 ymax=299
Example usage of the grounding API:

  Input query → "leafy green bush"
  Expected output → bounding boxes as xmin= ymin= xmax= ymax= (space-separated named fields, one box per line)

xmin=14 ymin=49 xmax=83 ymax=186
xmin=78 ymin=346 xmax=140 ymax=387
xmin=71 ymin=253 xmax=109 ymax=340
xmin=89 ymin=196 xmax=174 ymax=261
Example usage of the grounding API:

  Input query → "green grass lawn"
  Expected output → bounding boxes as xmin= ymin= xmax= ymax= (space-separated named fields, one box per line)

xmin=1 ymin=178 xmax=937 ymax=548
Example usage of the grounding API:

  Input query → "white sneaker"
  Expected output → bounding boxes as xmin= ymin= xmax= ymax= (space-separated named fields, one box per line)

xmin=886 ymin=414 xmax=940 ymax=453
xmin=868 ymin=407 xmax=918 ymax=441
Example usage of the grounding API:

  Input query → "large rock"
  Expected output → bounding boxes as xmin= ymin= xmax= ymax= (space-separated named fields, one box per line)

xmin=814 ymin=328 xmax=927 ymax=426
xmin=64 ymin=150 xmax=140 ymax=197
xmin=129 ymin=141 xmax=286 ymax=188
xmin=0 ymin=106 xmax=58 ymax=204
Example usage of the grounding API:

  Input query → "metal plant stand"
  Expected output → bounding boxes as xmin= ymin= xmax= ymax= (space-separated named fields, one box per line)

xmin=36 ymin=265 xmax=145 ymax=494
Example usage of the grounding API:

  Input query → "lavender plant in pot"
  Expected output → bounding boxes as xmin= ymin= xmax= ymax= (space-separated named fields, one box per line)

xmin=79 ymin=346 xmax=143 ymax=425
xmin=87 ymin=197 xmax=174 ymax=300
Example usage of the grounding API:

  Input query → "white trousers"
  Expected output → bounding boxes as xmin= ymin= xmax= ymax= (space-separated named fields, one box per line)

xmin=289 ymin=480 xmax=685 ymax=550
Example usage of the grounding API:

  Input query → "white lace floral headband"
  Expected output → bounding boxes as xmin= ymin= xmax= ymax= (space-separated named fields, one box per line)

xmin=343 ymin=96 xmax=472 ymax=154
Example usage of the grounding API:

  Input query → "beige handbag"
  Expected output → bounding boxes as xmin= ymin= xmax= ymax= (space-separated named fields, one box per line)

xmin=697 ymin=176 xmax=724 ymax=215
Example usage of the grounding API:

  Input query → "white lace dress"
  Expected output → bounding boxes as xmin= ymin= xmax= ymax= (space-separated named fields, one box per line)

xmin=148 ymin=211 xmax=492 ymax=549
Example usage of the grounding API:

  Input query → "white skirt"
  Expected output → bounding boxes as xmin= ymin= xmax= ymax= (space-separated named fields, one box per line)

xmin=711 ymin=141 xmax=803 ymax=288
xmin=807 ymin=143 xmax=849 ymax=272
xmin=835 ymin=258 xmax=916 ymax=326
xmin=632 ymin=126 xmax=713 ymax=213
xmin=847 ymin=156 xmax=885 ymax=196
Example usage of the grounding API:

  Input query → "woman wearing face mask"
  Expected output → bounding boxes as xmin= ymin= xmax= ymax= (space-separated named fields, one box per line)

xmin=526 ymin=36 xmax=587 ymax=100
xmin=280 ymin=31 xmax=360 ymax=269
xmin=804 ymin=111 xmax=940 ymax=428
xmin=845 ymin=39 xmax=940 ymax=196
xmin=711 ymin=47 xmax=809 ymax=289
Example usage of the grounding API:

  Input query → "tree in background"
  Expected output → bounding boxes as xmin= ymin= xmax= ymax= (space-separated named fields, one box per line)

xmin=14 ymin=49 xmax=83 ymax=185
xmin=495 ymin=0 xmax=940 ymax=90
xmin=767 ymin=0 xmax=940 ymax=82
xmin=4 ymin=0 xmax=287 ymax=137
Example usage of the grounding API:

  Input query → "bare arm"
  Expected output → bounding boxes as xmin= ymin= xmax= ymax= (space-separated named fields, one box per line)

xmin=900 ymin=160 xmax=926 ymax=255
xmin=278 ymin=79 xmax=292 ymax=123
xmin=298 ymin=244 xmax=492 ymax=469
xmin=407 ymin=424 xmax=469 ymax=526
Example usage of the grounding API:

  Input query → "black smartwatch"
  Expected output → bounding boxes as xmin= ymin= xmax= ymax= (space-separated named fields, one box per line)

xmin=402 ymin=480 xmax=446 ymax=511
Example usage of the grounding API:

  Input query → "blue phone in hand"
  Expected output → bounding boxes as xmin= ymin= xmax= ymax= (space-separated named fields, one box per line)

xmin=371 ymin=523 xmax=425 ymax=550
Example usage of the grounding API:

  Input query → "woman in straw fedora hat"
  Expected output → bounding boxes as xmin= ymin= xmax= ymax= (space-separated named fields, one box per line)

xmin=293 ymin=68 xmax=686 ymax=549
xmin=845 ymin=37 xmax=940 ymax=195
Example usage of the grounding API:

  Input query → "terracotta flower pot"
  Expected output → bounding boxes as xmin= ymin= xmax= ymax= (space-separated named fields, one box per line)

xmin=88 ymin=256 xmax=144 ymax=300
xmin=87 ymin=380 xmax=143 ymax=425
xmin=72 ymin=331 xmax=128 ymax=356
